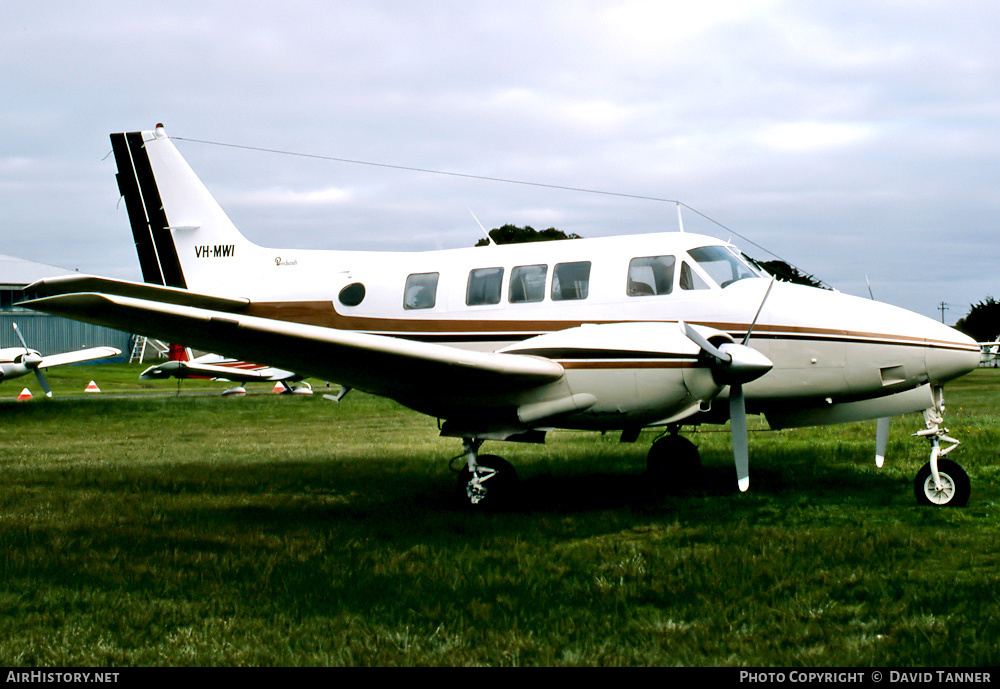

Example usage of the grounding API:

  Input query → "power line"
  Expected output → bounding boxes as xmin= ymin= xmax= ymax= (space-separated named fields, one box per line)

xmin=170 ymin=134 xmax=804 ymax=271
xmin=938 ymin=301 xmax=950 ymax=324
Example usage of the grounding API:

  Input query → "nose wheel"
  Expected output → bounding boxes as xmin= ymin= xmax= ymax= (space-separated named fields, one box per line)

xmin=912 ymin=389 xmax=970 ymax=507
xmin=915 ymin=458 xmax=970 ymax=506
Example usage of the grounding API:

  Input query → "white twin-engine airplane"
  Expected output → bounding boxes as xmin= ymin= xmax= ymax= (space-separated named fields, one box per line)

xmin=25 ymin=125 xmax=981 ymax=507
xmin=0 ymin=323 xmax=120 ymax=396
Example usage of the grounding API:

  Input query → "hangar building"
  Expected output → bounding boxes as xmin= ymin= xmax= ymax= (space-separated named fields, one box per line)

xmin=0 ymin=254 xmax=132 ymax=358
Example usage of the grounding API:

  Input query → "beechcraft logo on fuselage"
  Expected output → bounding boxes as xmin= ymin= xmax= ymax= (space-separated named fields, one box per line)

xmin=195 ymin=245 xmax=236 ymax=259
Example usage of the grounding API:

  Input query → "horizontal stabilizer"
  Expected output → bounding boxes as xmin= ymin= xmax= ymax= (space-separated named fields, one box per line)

xmin=26 ymin=275 xmax=249 ymax=313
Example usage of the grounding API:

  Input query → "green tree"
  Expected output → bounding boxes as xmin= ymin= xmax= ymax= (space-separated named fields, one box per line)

xmin=750 ymin=258 xmax=829 ymax=290
xmin=475 ymin=224 xmax=581 ymax=246
xmin=955 ymin=297 xmax=1000 ymax=342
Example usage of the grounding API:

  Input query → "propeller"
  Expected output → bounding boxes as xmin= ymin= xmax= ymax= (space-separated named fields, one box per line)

xmin=680 ymin=277 xmax=776 ymax=491
xmin=12 ymin=322 xmax=52 ymax=397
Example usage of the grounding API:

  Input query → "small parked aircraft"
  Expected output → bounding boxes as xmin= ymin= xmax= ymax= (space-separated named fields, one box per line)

xmin=0 ymin=323 xmax=120 ymax=396
xmin=978 ymin=338 xmax=999 ymax=367
xmin=24 ymin=125 xmax=981 ymax=506
xmin=140 ymin=344 xmax=309 ymax=394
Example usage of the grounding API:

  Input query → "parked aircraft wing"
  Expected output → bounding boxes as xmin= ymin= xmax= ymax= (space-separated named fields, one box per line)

xmin=140 ymin=360 xmax=282 ymax=382
xmin=39 ymin=347 xmax=121 ymax=369
xmin=24 ymin=292 xmax=565 ymax=406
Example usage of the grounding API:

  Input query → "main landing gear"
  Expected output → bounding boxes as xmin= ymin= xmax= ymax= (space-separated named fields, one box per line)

xmin=912 ymin=391 xmax=970 ymax=507
xmin=455 ymin=438 xmax=519 ymax=508
xmin=646 ymin=427 xmax=702 ymax=485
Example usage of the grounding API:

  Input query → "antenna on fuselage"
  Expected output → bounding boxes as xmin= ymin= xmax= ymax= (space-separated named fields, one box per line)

xmin=676 ymin=201 xmax=685 ymax=233
xmin=469 ymin=208 xmax=496 ymax=245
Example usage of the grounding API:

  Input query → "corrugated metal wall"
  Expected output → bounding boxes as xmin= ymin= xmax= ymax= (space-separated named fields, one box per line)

xmin=0 ymin=313 xmax=131 ymax=361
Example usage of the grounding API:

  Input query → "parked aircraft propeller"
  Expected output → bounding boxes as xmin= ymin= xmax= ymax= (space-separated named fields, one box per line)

xmin=679 ymin=278 xmax=776 ymax=491
xmin=11 ymin=323 xmax=52 ymax=397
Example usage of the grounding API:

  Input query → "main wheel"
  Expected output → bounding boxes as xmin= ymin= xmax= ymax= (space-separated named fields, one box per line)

xmin=914 ymin=459 xmax=970 ymax=507
xmin=646 ymin=434 xmax=702 ymax=484
xmin=456 ymin=455 xmax=519 ymax=508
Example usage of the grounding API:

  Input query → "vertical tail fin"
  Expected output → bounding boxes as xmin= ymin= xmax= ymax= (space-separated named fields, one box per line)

xmin=167 ymin=344 xmax=192 ymax=362
xmin=110 ymin=124 xmax=258 ymax=292
xmin=111 ymin=128 xmax=185 ymax=287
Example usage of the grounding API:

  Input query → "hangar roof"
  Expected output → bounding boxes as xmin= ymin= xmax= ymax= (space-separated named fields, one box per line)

xmin=0 ymin=254 xmax=77 ymax=287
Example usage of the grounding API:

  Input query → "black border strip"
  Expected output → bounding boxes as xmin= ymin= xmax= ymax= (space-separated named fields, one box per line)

xmin=111 ymin=133 xmax=163 ymax=285
xmin=122 ymin=132 xmax=187 ymax=289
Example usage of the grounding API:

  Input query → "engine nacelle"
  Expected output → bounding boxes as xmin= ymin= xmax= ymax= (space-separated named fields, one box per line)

xmin=501 ymin=322 xmax=732 ymax=428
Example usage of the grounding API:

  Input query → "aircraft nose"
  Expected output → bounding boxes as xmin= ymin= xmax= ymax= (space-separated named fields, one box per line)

xmin=925 ymin=327 xmax=981 ymax=384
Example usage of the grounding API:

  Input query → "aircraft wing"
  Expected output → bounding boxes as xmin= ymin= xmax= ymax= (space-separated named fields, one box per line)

xmin=140 ymin=359 xmax=290 ymax=382
xmin=38 ymin=346 xmax=121 ymax=369
xmin=23 ymin=292 xmax=565 ymax=407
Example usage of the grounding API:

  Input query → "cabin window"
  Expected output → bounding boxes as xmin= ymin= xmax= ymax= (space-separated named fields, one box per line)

xmin=627 ymin=256 xmax=675 ymax=296
xmin=467 ymin=267 xmax=504 ymax=306
xmin=404 ymin=272 xmax=439 ymax=310
xmin=679 ymin=262 xmax=710 ymax=291
xmin=338 ymin=282 xmax=366 ymax=307
xmin=509 ymin=264 xmax=548 ymax=303
xmin=688 ymin=246 xmax=758 ymax=288
xmin=551 ymin=261 xmax=591 ymax=301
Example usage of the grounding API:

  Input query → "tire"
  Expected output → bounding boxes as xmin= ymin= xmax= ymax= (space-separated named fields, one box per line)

xmin=456 ymin=455 xmax=519 ymax=508
xmin=914 ymin=459 xmax=970 ymax=507
xmin=646 ymin=435 xmax=702 ymax=483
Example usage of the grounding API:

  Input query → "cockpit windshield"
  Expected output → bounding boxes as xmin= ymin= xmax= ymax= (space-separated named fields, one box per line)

xmin=687 ymin=246 xmax=760 ymax=288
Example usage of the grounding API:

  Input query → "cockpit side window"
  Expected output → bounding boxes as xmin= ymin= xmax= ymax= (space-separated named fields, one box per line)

xmin=627 ymin=256 xmax=675 ymax=296
xmin=404 ymin=272 xmax=439 ymax=310
xmin=687 ymin=246 xmax=759 ymax=288
xmin=679 ymin=262 xmax=710 ymax=291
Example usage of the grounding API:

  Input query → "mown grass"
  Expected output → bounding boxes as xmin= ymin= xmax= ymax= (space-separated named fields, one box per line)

xmin=1 ymin=364 xmax=998 ymax=666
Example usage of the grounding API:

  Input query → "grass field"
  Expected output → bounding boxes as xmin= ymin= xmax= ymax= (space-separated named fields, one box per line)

xmin=1 ymin=364 xmax=998 ymax=666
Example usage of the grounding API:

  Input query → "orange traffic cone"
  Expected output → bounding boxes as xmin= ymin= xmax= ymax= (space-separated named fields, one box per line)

xmin=272 ymin=382 xmax=286 ymax=394
xmin=16 ymin=388 xmax=32 ymax=401
xmin=84 ymin=380 xmax=101 ymax=393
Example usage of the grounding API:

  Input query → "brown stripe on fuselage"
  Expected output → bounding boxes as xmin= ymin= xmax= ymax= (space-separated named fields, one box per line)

xmin=243 ymin=301 xmax=978 ymax=353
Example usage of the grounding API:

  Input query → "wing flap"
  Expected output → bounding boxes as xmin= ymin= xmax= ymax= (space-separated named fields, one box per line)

xmin=24 ymin=293 xmax=565 ymax=402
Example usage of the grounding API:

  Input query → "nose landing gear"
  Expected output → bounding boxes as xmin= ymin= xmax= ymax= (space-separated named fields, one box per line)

xmin=913 ymin=389 xmax=970 ymax=507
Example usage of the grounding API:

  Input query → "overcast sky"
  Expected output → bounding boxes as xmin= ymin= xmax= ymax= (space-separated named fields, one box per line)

xmin=3 ymin=1 xmax=998 ymax=322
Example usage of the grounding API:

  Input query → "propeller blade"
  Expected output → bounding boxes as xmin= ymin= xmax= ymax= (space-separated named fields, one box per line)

xmin=729 ymin=383 xmax=750 ymax=491
xmin=681 ymin=317 xmax=773 ymax=494
xmin=679 ymin=321 xmax=731 ymax=363
xmin=875 ymin=417 xmax=890 ymax=468
xmin=12 ymin=322 xmax=28 ymax=350
xmin=34 ymin=369 xmax=52 ymax=398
